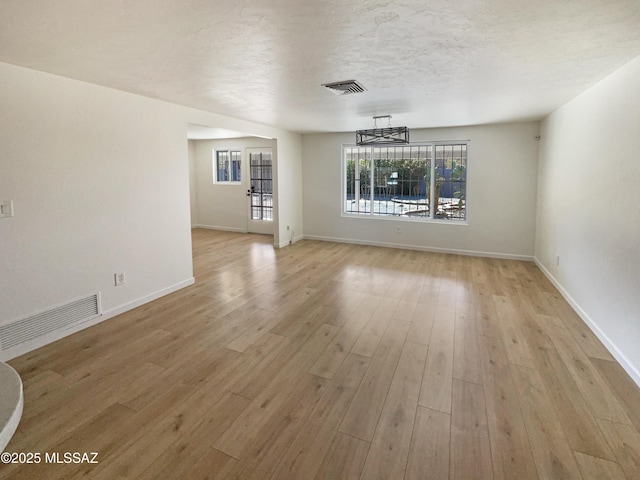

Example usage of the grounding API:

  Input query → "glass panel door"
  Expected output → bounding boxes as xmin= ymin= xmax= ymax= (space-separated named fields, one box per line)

xmin=249 ymin=151 xmax=273 ymax=221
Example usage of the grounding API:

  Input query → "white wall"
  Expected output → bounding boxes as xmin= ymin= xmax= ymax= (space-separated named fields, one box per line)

xmin=302 ymin=122 xmax=540 ymax=258
xmin=0 ymin=62 xmax=302 ymax=359
xmin=536 ymin=55 xmax=640 ymax=384
xmin=0 ymin=62 xmax=194 ymax=348
xmin=191 ymin=137 xmax=276 ymax=233
xmin=274 ymin=132 xmax=304 ymax=247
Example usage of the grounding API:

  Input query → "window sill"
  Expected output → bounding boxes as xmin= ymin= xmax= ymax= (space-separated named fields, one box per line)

xmin=341 ymin=212 xmax=468 ymax=226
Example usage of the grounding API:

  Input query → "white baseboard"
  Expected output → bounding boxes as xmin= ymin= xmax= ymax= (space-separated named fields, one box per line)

xmin=303 ymin=234 xmax=534 ymax=261
xmin=534 ymin=258 xmax=640 ymax=388
xmin=192 ymin=224 xmax=246 ymax=233
xmin=0 ymin=277 xmax=195 ymax=362
xmin=275 ymin=233 xmax=304 ymax=249
xmin=100 ymin=277 xmax=195 ymax=319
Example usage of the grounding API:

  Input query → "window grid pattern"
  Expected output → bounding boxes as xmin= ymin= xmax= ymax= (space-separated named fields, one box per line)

xmin=250 ymin=152 xmax=273 ymax=221
xmin=216 ymin=150 xmax=241 ymax=182
xmin=344 ymin=143 xmax=467 ymax=221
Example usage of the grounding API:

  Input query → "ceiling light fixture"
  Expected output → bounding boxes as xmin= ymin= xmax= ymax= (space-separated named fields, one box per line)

xmin=356 ymin=115 xmax=409 ymax=146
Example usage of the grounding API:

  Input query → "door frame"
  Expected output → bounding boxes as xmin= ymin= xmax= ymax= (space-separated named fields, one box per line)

xmin=245 ymin=147 xmax=274 ymax=235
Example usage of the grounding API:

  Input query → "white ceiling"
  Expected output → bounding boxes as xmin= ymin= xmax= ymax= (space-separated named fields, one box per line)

xmin=1 ymin=0 xmax=639 ymax=133
xmin=186 ymin=124 xmax=260 ymax=140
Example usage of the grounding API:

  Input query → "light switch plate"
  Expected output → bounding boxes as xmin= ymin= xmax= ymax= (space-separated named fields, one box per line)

xmin=0 ymin=200 xmax=13 ymax=218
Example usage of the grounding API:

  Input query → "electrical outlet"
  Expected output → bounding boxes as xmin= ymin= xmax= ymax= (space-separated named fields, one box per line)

xmin=115 ymin=272 xmax=126 ymax=286
xmin=396 ymin=226 xmax=401 ymax=233
xmin=556 ymin=256 xmax=560 ymax=266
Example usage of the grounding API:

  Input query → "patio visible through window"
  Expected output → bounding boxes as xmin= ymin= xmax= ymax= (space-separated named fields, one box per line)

xmin=344 ymin=143 xmax=467 ymax=221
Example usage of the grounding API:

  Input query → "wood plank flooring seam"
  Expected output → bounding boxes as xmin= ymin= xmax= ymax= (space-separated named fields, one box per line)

xmin=6 ymin=230 xmax=640 ymax=480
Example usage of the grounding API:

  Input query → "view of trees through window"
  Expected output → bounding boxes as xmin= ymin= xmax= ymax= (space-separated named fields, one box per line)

xmin=344 ymin=143 xmax=467 ymax=220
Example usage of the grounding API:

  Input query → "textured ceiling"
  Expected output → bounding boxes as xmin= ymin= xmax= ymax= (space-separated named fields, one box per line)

xmin=1 ymin=0 xmax=639 ymax=133
xmin=186 ymin=124 xmax=258 ymax=140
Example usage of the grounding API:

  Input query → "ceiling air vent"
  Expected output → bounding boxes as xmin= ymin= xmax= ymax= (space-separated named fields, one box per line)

xmin=322 ymin=80 xmax=366 ymax=95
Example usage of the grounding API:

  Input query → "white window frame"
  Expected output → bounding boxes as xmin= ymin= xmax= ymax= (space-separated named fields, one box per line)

xmin=341 ymin=141 xmax=469 ymax=224
xmin=213 ymin=149 xmax=242 ymax=184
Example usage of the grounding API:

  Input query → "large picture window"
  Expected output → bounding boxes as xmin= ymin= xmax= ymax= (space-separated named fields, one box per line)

xmin=214 ymin=150 xmax=241 ymax=183
xmin=344 ymin=143 xmax=467 ymax=221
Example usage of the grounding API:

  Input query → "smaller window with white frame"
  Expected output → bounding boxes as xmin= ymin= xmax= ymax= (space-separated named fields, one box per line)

xmin=214 ymin=149 xmax=242 ymax=183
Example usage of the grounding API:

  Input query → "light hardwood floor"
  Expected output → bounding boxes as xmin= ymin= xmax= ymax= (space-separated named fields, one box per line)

xmin=3 ymin=228 xmax=640 ymax=480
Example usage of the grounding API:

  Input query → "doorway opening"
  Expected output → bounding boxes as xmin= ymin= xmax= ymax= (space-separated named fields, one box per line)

xmin=187 ymin=124 xmax=276 ymax=237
